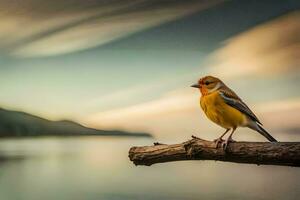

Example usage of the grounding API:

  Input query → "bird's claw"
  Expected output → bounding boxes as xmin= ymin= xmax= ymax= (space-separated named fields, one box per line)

xmin=222 ymin=141 xmax=229 ymax=150
xmin=222 ymin=138 xmax=236 ymax=150
xmin=213 ymin=138 xmax=225 ymax=148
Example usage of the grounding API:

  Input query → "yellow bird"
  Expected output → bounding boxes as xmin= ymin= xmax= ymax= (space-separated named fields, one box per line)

xmin=191 ymin=75 xmax=277 ymax=148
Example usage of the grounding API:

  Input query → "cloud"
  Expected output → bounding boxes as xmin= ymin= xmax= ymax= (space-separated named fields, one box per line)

xmin=207 ymin=11 xmax=300 ymax=78
xmin=256 ymin=98 xmax=300 ymax=128
xmin=83 ymin=89 xmax=197 ymax=127
xmin=0 ymin=0 xmax=222 ymax=57
xmin=83 ymin=81 xmax=165 ymax=113
xmin=81 ymin=88 xmax=201 ymax=139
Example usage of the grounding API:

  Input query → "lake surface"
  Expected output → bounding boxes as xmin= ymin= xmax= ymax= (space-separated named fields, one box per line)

xmin=0 ymin=137 xmax=299 ymax=200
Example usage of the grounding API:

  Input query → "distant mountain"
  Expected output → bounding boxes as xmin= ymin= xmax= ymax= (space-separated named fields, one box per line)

xmin=0 ymin=108 xmax=151 ymax=137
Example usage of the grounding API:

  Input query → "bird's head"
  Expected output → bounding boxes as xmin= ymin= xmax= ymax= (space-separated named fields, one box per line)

xmin=191 ymin=75 xmax=223 ymax=95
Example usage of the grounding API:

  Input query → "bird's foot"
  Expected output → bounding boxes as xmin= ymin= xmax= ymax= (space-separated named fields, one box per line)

xmin=222 ymin=138 xmax=236 ymax=150
xmin=213 ymin=138 xmax=225 ymax=148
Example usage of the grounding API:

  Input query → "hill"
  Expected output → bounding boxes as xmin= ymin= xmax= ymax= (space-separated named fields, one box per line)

xmin=0 ymin=108 xmax=151 ymax=137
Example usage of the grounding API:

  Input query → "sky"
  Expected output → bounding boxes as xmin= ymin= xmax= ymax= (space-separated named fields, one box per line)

xmin=0 ymin=0 xmax=299 ymax=140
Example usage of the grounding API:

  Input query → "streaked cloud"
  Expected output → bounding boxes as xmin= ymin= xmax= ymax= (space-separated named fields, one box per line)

xmin=207 ymin=11 xmax=300 ymax=78
xmin=82 ymin=88 xmax=200 ymax=139
xmin=0 ymin=0 xmax=222 ymax=57
xmin=257 ymin=98 xmax=300 ymax=128
xmin=83 ymin=88 xmax=197 ymax=128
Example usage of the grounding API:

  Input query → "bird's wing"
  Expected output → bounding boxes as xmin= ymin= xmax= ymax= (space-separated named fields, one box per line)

xmin=219 ymin=88 xmax=262 ymax=125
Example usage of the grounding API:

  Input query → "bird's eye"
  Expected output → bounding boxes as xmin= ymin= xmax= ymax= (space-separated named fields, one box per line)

xmin=205 ymin=81 xmax=210 ymax=85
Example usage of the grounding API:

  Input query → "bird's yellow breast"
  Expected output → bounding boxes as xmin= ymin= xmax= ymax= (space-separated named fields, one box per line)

xmin=200 ymin=91 xmax=246 ymax=129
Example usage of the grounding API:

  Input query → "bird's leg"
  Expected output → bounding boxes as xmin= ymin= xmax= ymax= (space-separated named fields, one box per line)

xmin=223 ymin=128 xmax=236 ymax=150
xmin=227 ymin=132 xmax=236 ymax=143
xmin=213 ymin=129 xmax=229 ymax=147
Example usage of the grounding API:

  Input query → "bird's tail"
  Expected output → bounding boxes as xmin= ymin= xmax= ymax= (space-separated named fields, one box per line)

xmin=248 ymin=122 xmax=277 ymax=142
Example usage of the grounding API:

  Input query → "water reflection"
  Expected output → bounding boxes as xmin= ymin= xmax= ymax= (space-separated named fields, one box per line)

xmin=0 ymin=137 xmax=299 ymax=200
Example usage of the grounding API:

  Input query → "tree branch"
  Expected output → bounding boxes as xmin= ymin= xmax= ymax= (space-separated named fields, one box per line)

xmin=128 ymin=137 xmax=300 ymax=167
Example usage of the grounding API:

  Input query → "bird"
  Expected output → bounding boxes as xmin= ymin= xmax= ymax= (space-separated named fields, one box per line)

xmin=191 ymin=75 xmax=277 ymax=149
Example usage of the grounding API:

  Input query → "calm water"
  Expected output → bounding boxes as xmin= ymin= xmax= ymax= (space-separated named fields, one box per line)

xmin=0 ymin=137 xmax=299 ymax=200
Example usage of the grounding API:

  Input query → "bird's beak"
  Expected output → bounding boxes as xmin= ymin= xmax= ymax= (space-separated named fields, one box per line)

xmin=191 ymin=83 xmax=200 ymax=88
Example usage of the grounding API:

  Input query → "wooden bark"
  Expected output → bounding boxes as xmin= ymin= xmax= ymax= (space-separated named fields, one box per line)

xmin=128 ymin=137 xmax=300 ymax=167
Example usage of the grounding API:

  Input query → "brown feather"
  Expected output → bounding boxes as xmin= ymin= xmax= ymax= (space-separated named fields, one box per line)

xmin=219 ymin=84 xmax=262 ymax=125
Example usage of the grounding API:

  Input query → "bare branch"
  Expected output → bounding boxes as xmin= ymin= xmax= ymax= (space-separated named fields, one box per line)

xmin=129 ymin=137 xmax=300 ymax=167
